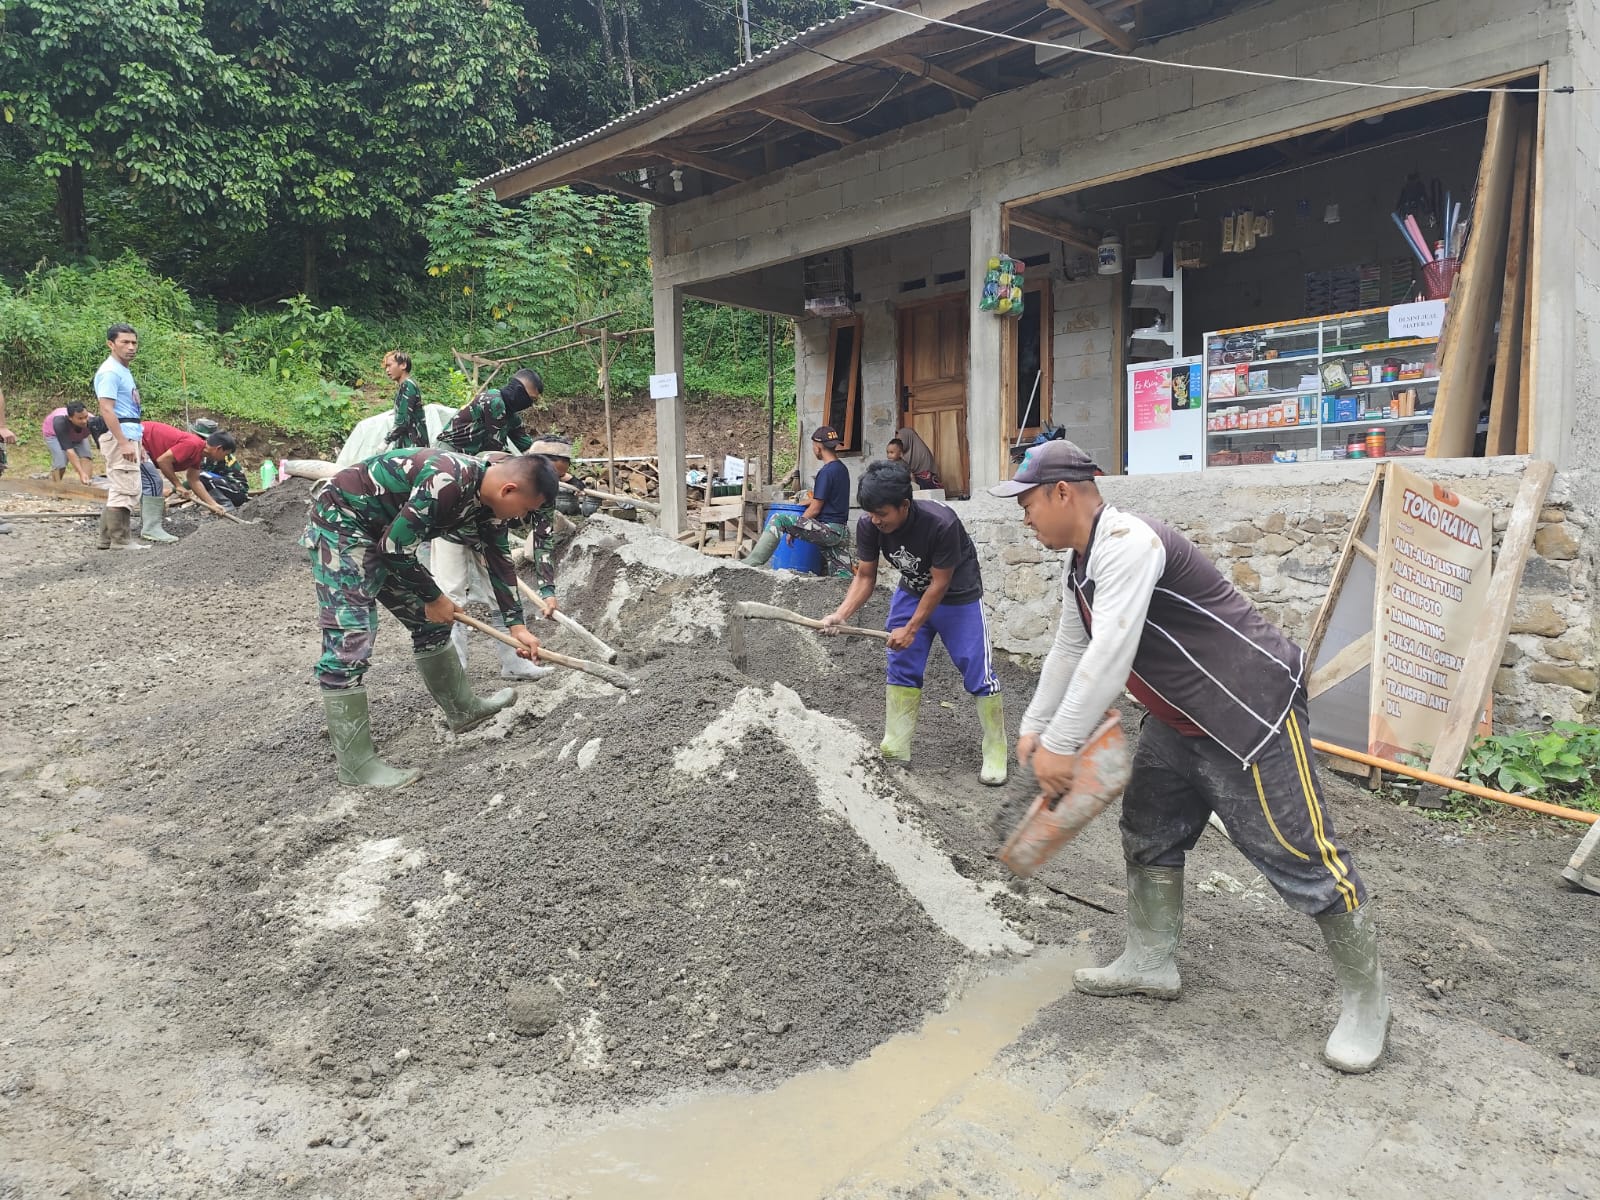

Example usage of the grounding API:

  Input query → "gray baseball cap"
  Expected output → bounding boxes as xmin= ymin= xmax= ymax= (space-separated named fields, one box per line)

xmin=988 ymin=439 xmax=1103 ymax=496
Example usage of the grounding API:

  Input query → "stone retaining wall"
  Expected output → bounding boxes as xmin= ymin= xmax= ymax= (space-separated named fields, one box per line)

xmin=950 ymin=458 xmax=1598 ymax=732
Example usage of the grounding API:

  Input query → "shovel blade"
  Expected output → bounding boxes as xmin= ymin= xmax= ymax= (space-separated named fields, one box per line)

xmin=999 ymin=711 xmax=1131 ymax=878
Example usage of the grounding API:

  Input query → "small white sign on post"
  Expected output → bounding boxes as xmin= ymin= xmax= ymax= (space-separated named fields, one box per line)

xmin=1388 ymin=300 xmax=1446 ymax=340
xmin=648 ymin=372 xmax=679 ymax=400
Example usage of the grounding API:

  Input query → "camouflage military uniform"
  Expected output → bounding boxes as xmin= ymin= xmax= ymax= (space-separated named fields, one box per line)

xmin=433 ymin=398 xmax=557 ymax=602
xmin=385 ymin=378 xmax=428 ymax=449
xmin=435 ymin=390 xmax=533 ymax=455
xmin=300 ymin=448 xmax=525 ymax=689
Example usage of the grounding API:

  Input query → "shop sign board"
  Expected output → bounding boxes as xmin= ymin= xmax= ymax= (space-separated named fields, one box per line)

xmin=1368 ymin=463 xmax=1492 ymax=761
xmin=1131 ymin=366 xmax=1171 ymax=431
xmin=1387 ymin=300 xmax=1446 ymax=340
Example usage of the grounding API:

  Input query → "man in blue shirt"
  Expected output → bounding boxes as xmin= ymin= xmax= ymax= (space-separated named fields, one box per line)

xmin=745 ymin=425 xmax=853 ymax=574
xmin=92 ymin=324 xmax=149 ymax=551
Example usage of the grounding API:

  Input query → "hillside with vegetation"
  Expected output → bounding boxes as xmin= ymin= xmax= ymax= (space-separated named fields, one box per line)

xmin=0 ymin=1 xmax=844 ymax=456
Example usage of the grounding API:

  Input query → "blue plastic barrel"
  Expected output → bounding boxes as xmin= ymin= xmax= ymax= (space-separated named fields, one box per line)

xmin=764 ymin=503 xmax=824 ymax=574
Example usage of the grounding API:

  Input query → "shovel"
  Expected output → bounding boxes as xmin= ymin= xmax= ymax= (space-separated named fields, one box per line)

xmin=998 ymin=711 xmax=1132 ymax=878
xmin=453 ymin=612 xmax=637 ymax=691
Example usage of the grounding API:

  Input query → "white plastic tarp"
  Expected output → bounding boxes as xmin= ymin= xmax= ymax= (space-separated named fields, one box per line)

xmin=334 ymin=403 xmax=459 ymax=467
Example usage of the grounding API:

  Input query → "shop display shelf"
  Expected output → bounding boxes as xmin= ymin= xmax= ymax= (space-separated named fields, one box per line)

xmin=1207 ymin=426 xmax=1321 ymax=439
xmin=1322 ymin=414 xmax=1434 ymax=429
xmin=1339 ymin=376 xmax=1440 ymax=392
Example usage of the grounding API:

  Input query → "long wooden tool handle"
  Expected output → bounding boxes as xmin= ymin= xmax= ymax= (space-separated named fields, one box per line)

xmin=735 ymin=601 xmax=891 ymax=642
xmin=453 ymin=612 xmax=637 ymax=691
xmin=560 ymin=480 xmax=661 ymax=514
xmin=515 ymin=578 xmax=620 ymax=663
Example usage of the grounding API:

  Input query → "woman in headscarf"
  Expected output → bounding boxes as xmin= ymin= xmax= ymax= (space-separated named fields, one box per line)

xmin=886 ymin=426 xmax=941 ymax=490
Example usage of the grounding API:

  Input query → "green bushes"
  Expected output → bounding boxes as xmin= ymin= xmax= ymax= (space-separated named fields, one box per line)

xmin=0 ymin=211 xmax=797 ymax=450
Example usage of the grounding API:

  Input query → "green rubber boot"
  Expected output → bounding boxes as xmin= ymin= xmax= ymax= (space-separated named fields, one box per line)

xmin=880 ymin=685 xmax=922 ymax=762
xmin=139 ymin=494 xmax=179 ymax=543
xmin=414 ymin=642 xmax=516 ymax=733
xmin=1074 ymin=865 xmax=1184 ymax=1000
xmin=322 ymin=687 xmax=422 ymax=789
xmin=1315 ymin=904 xmax=1391 ymax=1073
xmin=977 ymin=692 xmax=1007 ymax=786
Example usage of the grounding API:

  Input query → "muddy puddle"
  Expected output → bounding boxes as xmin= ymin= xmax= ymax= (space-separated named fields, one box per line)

xmin=467 ymin=945 xmax=1090 ymax=1200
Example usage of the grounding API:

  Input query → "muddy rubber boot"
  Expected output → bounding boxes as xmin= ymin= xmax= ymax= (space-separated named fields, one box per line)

xmin=1074 ymin=865 xmax=1184 ymax=1000
xmin=1315 ymin=904 xmax=1391 ymax=1073
xmin=880 ymin=685 xmax=922 ymax=762
xmin=139 ymin=494 xmax=179 ymax=543
xmin=743 ymin=526 xmax=780 ymax=567
xmin=110 ymin=507 xmax=147 ymax=551
xmin=322 ymin=687 xmax=422 ymax=789
xmin=493 ymin=619 xmax=554 ymax=680
xmin=977 ymin=692 xmax=1007 ymax=786
xmin=96 ymin=508 xmax=113 ymax=550
xmin=414 ymin=642 xmax=516 ymax=732
xmin=450 ymin=621 xmax=471 ymax=669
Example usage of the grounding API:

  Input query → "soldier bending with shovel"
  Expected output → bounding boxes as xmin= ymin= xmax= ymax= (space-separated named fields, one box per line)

xmin=990 ymin=440 xmax=1389 ymax=1073
xmin=301 ymin=448 xmax=557 ymax=788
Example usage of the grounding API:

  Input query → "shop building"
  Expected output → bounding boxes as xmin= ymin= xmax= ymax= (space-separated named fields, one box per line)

xmin=481 ymin=0 xmax=1596 ymax=536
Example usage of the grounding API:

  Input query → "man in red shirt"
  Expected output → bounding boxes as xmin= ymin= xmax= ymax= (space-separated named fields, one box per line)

xmin=138 ymin=421 xmax=236 ymax=543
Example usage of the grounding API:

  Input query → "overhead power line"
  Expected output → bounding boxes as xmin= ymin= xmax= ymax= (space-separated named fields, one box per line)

xmin=845 ymin=0 xmax=1583 ymax=97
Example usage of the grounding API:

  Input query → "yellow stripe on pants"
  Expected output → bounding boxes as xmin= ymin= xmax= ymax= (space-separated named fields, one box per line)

xmin=1251 ymin=764 xmax=1311 ymax=862
xmin=1287 ymin=713 xmax=1358 ymax=913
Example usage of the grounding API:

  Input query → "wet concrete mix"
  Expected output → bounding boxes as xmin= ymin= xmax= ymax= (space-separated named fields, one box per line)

xmin=2 ymin=481 xmax=1594 ymax=1200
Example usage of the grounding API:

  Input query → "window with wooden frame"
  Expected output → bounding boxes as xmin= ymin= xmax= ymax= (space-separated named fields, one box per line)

xmin=825 ymin=315 xmax=864 ymax=453
xmin=1007 ymin=277 xmax=1052 ymax=444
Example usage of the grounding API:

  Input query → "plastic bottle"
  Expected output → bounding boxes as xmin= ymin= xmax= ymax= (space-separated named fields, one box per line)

xmin=260 ymin=459 xmax=278 ymax=490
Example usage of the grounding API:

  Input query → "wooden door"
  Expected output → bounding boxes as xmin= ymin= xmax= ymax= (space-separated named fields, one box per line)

xmin=898 ymin=295 xmax=970 ymax=497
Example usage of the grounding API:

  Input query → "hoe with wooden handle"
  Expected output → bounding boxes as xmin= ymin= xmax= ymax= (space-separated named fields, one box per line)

xmin=453 ymin=612 xmax=637 ymax=691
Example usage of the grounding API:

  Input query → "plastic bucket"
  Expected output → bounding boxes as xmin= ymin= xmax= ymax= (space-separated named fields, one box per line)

xmin=764 ymin=503 xmax=824 ymax=574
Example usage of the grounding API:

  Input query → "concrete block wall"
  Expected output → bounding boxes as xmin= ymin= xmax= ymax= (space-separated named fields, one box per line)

xmin=953 ymin=459 xmax=1598 ymax=733
xmin=1563 ymin=0 xmax=1600 ymax=467
xmin=1050 ymin=272 xmax=1118 ymax=470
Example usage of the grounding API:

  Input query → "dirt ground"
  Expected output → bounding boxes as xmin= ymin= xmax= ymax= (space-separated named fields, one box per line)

xmin=1 ymin=479 xmax=1597 ymax=1199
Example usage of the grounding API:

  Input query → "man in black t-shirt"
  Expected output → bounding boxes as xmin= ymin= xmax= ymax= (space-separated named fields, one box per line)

xmin=821 ymin=460 xmax=1006 ymax=785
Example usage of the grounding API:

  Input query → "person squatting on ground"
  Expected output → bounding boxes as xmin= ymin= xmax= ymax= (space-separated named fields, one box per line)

xmin=189 ymin=418 xmax=250 ymax=509
xmin=382 ymin=351 xmax=428 ymax=450
xmin=0 ymin=372 xmax=15 ymax=535
xmin=136 ymin=421 xmax=237 ymax=542
xmin=44 ymin=402 xmax=97 ymax=485
xmin=431 ymin=370 xmax=561 ymax=680
xmin=93 ymin=323 xmax=148 ymax=551
xmin=989 ymin=439 xmax=1389 ymax=1074
xmin=822 ymin=459 xmax=1007 ymax=786
xmin=745 ymin=425 xmax=854 ymax=576
xmin=300 ymin=448 xmax=556 ymax=788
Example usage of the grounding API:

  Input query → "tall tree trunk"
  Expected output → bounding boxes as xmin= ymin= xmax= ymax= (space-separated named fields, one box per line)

xmin=301 ymin=229 xmax=320 ymax=301
xmin=593 ymin=0 xmax=614 ymax=66
xmin=618 ymin=0 xmax=636 ymax=109
xmin=55 ymin=164 xmax=88 ymax=255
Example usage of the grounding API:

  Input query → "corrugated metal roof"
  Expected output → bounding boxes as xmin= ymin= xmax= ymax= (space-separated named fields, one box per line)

xmin=473 ymin=3 xmax=891 ymax=192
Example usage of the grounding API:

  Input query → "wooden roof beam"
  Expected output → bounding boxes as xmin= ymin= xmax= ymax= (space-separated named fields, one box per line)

xmin=756 ymin=104 xmax=862 ymax=146
xmin=664 ymin=147 xmax=756 ymax=182
xmin=1044 ymin=0 xmax=1137 ymax=52
xmin=877 ymin=52 xmax=990 ymax=102
xmin=563 ymin=175 xmax=668 ymax=206
xmin=1008 ymin=207 xmax=1099 ymax=253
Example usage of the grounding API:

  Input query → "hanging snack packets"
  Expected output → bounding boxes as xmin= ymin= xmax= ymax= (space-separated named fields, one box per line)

xmin=980 ymin=254 xmax=1026 ymax=315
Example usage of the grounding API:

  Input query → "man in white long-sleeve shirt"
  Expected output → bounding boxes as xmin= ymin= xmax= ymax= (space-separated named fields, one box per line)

xmin=990 ymin=440 xmax=1390 ymax=1074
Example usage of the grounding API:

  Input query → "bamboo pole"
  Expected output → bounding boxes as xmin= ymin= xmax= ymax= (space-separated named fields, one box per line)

xmin=600 ymin=325 xmax=616 ymax=492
